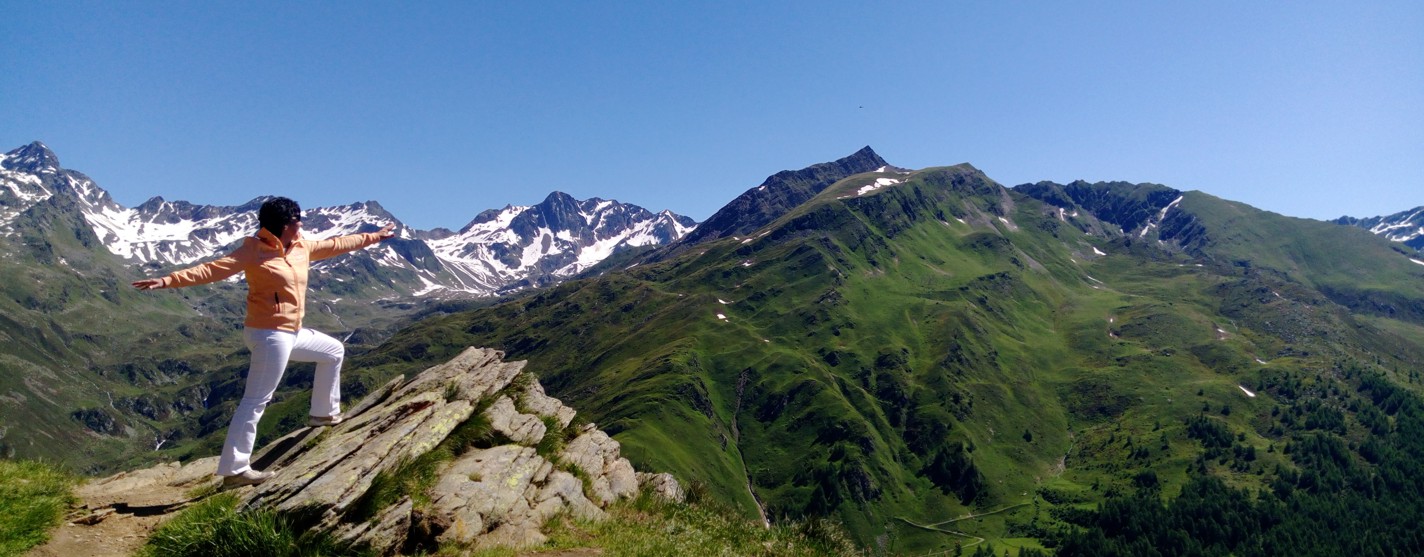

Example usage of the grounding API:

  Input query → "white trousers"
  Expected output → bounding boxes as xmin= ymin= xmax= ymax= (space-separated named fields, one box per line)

xmin=217 ymin=327 xmax=344 ymax=476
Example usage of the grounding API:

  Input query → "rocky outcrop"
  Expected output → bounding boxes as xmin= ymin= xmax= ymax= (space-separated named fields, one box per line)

xmin=62 ymin=347 xmax=682 ymax=555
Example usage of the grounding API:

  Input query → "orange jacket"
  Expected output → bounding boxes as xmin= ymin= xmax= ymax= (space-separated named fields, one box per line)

xmin=157 ymin=228 xmax=386 ymax=332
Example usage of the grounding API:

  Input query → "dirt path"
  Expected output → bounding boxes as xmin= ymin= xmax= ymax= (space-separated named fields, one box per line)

xmin=895 ymin=502 xmax=1032 ymax=551
xmin=28 ymin=458 xmax=221 ymax=557
xmin=29 ymin=510 xmax=169 ymax=557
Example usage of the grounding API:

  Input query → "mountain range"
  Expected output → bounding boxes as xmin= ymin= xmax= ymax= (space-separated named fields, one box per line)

xmin=1 ymin=141 xmax=697 ymax=300
xmin=337 ymin=163 xmax=1424 ymax=553
xmin=5 ymin=141 xmax=1424 ymax=554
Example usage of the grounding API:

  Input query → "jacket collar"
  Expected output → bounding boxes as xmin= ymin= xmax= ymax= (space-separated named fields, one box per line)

xmin=256 ymin=228 xmax=301 ymax=254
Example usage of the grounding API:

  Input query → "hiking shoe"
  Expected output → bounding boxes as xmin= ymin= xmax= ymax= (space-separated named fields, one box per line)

xmin=308 ymin=413 xmax=344 ymax=427
xmin=221 ymin=469 xmax=272 ymax=489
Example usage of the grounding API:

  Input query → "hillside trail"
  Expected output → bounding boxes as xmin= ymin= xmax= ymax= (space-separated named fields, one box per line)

xmin=28 ymin=457 xmax=222 ymax=557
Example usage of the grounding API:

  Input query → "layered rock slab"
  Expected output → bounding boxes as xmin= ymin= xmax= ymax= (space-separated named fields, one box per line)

xmin=60 ymin=347 xmax=681 ymax=555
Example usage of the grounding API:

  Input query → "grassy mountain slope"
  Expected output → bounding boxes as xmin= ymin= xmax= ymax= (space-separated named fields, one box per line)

xmin=345 ymin=164 xmax=1424 ymax=554
xmin=1163 ymin=193 xmax=1424 ymax=324
xmin=0 ymin=192 xmax=231 ymax=469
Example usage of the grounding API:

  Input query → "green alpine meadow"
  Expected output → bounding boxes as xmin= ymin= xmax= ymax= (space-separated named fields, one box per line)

xmin=337 ymin=163 xmax=1424 ymax=554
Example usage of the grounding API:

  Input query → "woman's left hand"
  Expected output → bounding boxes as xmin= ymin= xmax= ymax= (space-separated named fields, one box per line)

xmin=376 ymin=223 xmax=396 ymax=240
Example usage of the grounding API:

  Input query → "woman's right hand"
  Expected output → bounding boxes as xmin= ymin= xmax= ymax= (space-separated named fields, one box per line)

xmin=132 ymin=278 xmax=164 ymax=291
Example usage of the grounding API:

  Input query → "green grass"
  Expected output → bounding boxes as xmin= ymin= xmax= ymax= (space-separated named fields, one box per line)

xmin=0 ymin=459 xmax=75 ymax=556
xmin=138 ymin=492 xmax=367 ymax=557
xmin=459 ymin=491 xmax=861 ymax=557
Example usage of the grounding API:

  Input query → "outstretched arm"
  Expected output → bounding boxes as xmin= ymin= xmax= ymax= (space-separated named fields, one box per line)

xmin=308 ymin=223 xmax=397 ymax=261
xmin=131 ymin=246 xmax=249 ymax=291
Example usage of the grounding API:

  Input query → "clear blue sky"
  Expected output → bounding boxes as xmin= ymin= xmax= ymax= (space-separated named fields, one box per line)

xmin=4 ymin=1 xmax=1421 ymax=230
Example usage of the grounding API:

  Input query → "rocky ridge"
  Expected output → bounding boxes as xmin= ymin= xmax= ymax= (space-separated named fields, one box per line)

xmin=1336 ymin=206 xmax=1424 ymax=253
xmin=50 ymin=347 xmax=682 ymax=555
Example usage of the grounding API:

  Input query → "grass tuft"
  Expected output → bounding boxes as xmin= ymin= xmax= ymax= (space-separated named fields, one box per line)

xmin=0 ymin=459 xmax=75 ymax=556
xmin=535 ymin=490 xmax=864 ymax=556
xmin=138 ymin=492 xmax=365 ymax=557
xmin=534 ymin=416 xmax=565 ymax=460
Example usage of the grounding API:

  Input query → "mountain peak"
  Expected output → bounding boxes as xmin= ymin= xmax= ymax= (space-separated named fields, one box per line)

xmin=845 ymin=146 xmax=886 ymax=168
xmin=676 ymin=146 xmax=891 ymax=245
xmin=2 ymin=141 xmax=61 ymax=173
xmin=541 ymin=191 xmax=577 ymax=205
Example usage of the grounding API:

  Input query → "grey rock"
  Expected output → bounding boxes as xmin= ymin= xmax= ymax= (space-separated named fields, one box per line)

xmin=560 ymin=427 xmax=638 ymax=504
xmin=606 ymin=456 xmax=639 ymax=499
xmin=538 ymin=470 xmax=605 ymax=520
xmin=484 ymin=395 xmax=547 ymax=446
xmin=428 ymin=445 xmax=547 ymax=544
xmin=333 ymin=496 xmax=413 ymax=556
xmin=518 ymin=378 xmax=577 ymax=429
xmin=243 ymin=347 xmax=520 ymax=519
xmin=637 ymin=472 xmax=686 ymax=503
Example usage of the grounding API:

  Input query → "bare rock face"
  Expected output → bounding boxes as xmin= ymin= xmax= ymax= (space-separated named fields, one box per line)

xmin=484 ymin=396 xmax=547 ymax=445
xmin=637 ymin=471 xmax=686 ymax=503
xmin=66 ymin=347 xmax=680 ymax=556
xmin=560 ymin=425 xmax=640 ymax=504
xmin=516 ymin=378 xmax=578 ymax=429
xmin=425 ymin=444 xmax=606 ymax=548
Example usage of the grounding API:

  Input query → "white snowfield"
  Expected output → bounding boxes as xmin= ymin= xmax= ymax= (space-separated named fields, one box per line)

xmin=85 ymin=200 xmax=257 ymax=264
xmin=857 ymin=178 xmax=901 ymax=196
xmin=838 ymin=176 xmax=903 ymax=199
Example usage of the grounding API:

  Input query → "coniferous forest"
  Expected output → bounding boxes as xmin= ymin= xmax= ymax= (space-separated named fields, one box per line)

xmin=1053 ymin=367 xmax=1424 ymax=557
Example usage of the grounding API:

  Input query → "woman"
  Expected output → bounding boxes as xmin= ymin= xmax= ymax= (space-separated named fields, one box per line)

xmin=133 ymin=197 xmax=395 ymax=487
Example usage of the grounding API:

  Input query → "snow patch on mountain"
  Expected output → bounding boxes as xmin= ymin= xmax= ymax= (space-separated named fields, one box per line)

xmin=83 ymin=201 xmax=255 ymax=263
xmin=1339 ymin=206 xmax=1424 ymax=252
xmin=1369 ymin=208 xmax=1423 ymax=237
xmin=1138 ymin=195 xmax=1184 ymax=239
xmin=857 ymin=178 xmax=900 ymax=196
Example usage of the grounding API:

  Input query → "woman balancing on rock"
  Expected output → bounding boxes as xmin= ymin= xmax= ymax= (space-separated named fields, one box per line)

xmin=132 ymin=197 xmax=395 ymax=488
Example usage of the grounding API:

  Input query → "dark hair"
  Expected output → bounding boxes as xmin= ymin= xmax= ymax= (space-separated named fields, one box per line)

xmin=258 ymin=197 xmax=302 ymax=238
